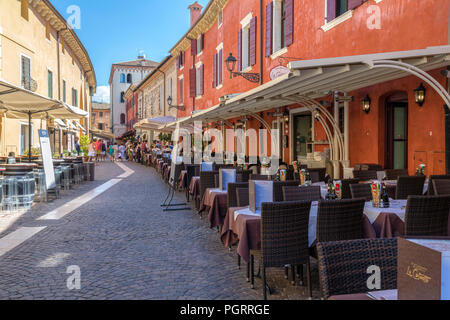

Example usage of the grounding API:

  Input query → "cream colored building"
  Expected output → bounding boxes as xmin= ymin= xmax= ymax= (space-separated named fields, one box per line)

xmin=0 ymin=0 xmax=96 ymax=155
xmin=134 ymin=56 xmax=177 ymax=141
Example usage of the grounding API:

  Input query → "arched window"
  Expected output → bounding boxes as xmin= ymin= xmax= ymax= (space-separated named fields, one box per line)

xmin=127 ymin=74 xmax=132 ymax=83
xmin=120 ymin=92 xmax=125 ymax=103
xmin=120 ymin=113 xmax=126 ymax=125
xmin=120 ymin=73 xmax=126 ymax=83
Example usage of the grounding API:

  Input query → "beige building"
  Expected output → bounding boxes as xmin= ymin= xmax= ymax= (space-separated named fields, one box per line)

xmin=91 ymin=102 xmax=110 ymax=132
xmin=0 ymin=0 xmax=96 ymax=155
xmin=134 ymin=56 xmax=177 ymax=141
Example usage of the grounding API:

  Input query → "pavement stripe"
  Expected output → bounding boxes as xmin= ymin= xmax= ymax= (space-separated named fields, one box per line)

xmin=0 ymin=227 xmax=46 ymax=257
xmin=38 ymin=179 xmax=121 ymax=220
xmin=115 ymin=162 xmax=135 ymax=178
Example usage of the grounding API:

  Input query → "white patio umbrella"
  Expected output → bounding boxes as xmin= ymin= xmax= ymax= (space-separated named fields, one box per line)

xmin=0 ymin=79 xmax=88 ymax=161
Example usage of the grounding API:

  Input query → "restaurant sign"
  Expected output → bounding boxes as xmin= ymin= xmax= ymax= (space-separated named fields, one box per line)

xmin=38 ymin=129 xmax=56 ymax=190
xmin=270 ymin=66 xmax=290 ymax=80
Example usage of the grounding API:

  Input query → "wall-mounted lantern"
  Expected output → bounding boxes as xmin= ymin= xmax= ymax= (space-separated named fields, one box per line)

xmin=225 ymin=53 xmax=261 ymax=83
xmin=414 ymin=83 xmax=426 ymax=107
xmin=362 ymin=95 xmax=371 ymax=114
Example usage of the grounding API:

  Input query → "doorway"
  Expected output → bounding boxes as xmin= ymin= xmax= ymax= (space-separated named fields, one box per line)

xmin=385 ymin=93 xmax=408 ymax=169
xmin=292 ymin=113 xmax=312 ymax=161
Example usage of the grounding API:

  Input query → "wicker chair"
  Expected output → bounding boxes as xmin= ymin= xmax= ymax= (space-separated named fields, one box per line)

xmin=282 ymin=186 xmax=321 ymax=201
xmin=317 ymin=238 xmax=397 ymax=299
xmin=353 ymin=170 xmax=378 ymax=181
xmin=214 ymin=163 xmax=235 ymax=171
xmin=307 ymin=168 xmax=326 ymax=182
xmin=185 ymin=164 xmax=200 ymax=202
xmin=350 ymin=183 xmax=372 ymax=201
xmin=428 ymin=175 xmax=450 ymax=195
xmin=404 ymin=195 xmax=450 ymax=236
xmin=395 ymin=176 xmax=426 ymax=200
xmin=250 ymin=201 xmax=313 ymax=300
xmin=238 ymin=170 xmax=252 ymax=182
xmin=354 ymin=164 xmax=383 ymax=171
xmin=172 ymin=164 xmax=185 ymax=190
xmin=249 ymin=174 xmax=273 ymax=181
xmin=227 ymin=183 xmax=249 ymax=208
xmin=341 ymin=179 xmax=360 ymax=199
xmin=236 ymin=187 xmax=250 ymax=207
xmin=316 ymin=199 xmax=366 ymax=243
xmin=273 ymin=181 xmax=299 ymax=202
xmin=433 ymin=179 xmax=450 ymax=195
xmin=198 ymin=171 xmax=218 ymax=211
xmin=384 ymin=169 xmax=409 ymax=180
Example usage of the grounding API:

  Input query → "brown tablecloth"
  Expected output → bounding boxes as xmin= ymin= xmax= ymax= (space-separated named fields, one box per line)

xmin=371 ymin=212 xmax=450 ymax=238
xmin=189 ymin=176 xmax=200 ymax=198
xmin=222 ymin=207 xmax=377 ymax=264
xmin=179 ymin=170 xmax=187 ymax=189
xmin=221 ymin=207 xmax=261 ymax=263
xmin=199 ymin=188 xmax=228 ymax=228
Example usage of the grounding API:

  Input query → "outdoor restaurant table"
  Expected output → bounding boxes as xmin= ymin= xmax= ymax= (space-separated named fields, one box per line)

xmin=221 ymin=203 xmax=376 ymax=263
xmin=199 ymin=188 xmax=228 ymax=228
xmin=178 ymin=170 xmax=188 ymax=189
xmin=189 ymin=176 xmax=200 ymax=199
xmin=163 ymin=165 xmax=170 ymax=181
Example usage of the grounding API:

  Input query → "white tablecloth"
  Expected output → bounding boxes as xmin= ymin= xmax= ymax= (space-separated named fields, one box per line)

xmin=363 ymin=200 xmax=407 ymax=224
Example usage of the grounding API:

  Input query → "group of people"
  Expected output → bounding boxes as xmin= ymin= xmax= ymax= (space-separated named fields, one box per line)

xmin=87 ymin=138 xmax=108 ymax=163
xmin=84 ymin=138 xmax=174 ymax=164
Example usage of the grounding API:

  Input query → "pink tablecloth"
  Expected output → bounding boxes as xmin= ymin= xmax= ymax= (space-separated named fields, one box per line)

xmin=179 ymin=170 xmax=187 ymax=189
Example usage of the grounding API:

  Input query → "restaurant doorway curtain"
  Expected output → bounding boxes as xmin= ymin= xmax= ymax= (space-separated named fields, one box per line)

xmin=385 ymin=92 xmax=408 ymax=170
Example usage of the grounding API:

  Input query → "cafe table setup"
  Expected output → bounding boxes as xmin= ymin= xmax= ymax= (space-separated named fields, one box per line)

xmin=199 ymin=187 xmax=228 ymax=228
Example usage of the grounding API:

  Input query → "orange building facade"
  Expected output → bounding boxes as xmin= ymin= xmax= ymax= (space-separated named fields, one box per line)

xmin=168 ymin=0 xmax=450 ymax=177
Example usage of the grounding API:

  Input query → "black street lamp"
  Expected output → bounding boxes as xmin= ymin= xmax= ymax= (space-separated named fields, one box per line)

xmin=167 ymin=96 xmax=185 ymax=111
xmin=225 ymin=53 xmax=260 ymax=83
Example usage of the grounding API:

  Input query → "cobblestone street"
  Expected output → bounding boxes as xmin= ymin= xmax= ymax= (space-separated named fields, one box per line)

xmin=0 ymin=162 xmax=319 ymax=300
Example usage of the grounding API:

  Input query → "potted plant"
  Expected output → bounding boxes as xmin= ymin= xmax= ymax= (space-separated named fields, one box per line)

xmin=79 ymin=135 xmax=90 ymax=161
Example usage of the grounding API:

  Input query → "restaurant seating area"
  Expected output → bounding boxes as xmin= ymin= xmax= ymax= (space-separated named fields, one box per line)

xmin=0 ymin=157 xmax=95 ymax=212
xmin=145 ymin=150 xmax=450 ymax=300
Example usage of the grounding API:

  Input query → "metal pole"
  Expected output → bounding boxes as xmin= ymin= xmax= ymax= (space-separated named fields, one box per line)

xmin=28 ymin=111 xmax=32 ymax=163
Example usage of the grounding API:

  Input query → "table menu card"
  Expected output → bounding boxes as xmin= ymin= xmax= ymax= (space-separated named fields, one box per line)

xmin=398 ymin=238 xmax=450 ymax=300
xmin=201 ymin=162 xmax=213 ymax=172
xmin=367 ymin=289 xmax=398 ymax=300
xmin=249 ymin=180 xmax=274 ymax=213
xmin=219 ymin=169 xmax=236 ymax=191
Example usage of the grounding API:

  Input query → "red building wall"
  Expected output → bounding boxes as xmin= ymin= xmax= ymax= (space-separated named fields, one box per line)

xmin=175 ymin=0 xmax=449 ymax=173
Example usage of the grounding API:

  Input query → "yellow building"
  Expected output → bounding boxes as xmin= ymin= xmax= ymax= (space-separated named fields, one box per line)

xmin=0 ymin=0 xmax=96 ymax=155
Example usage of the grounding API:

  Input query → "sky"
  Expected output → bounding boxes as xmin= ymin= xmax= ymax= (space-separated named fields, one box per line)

xmin=50 ymin=0 xmax=209 ymax=103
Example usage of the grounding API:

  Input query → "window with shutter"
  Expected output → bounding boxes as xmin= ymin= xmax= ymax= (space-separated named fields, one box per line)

xmin=284 ymin=0 xmax=294 ymax=47
xmin=238 ymin=29 xmax=242 ymax=72
xmin=21 ymin=0 xmax=29 ymax=21
xmin=47 ymin=70 xmax=53 ymax=98
xmin=179 ymin=78 xmax=184 ymax=104
xmin=21 ymin=55 xmax=31 ymax=90
xmin=200 ymin=65 xmax=204 ymax=96
xmin=213 ymin=53 xmax=217 ymax=88
xmin=189 ymin=68 xmax=196 ymax=98
xmin=191 ymin=39 xmax=197 ymax=57
xmin=348 ymin=0 xmax=364 ymax=10
xmin=62 ymin=80 xmax=66 ymax=103
xmin=250 ymin=17 xmax=257 ymax=66
xmin=326 ymin=0 xmax=337 ymax=22
xmin=218 ymin=49 xmax=223 ymax=86
xmin=265 ymin=2 xmax=273 ymax=57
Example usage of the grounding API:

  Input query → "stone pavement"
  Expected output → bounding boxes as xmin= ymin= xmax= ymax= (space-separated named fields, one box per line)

xmin=0 ymin=161 xmax=321 ymax=300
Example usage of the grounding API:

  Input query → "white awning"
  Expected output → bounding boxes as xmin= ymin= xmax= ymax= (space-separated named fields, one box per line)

xmin=160 ymin=45 xmax=450 ymax=128
xmin=73 ymin=120 xmax=86 ymax=133
xmin=134 ymin=116 xmax=177 ymax=131
xmin=54 ymin=119 xmax=67 ymax=129
xmin=0 ymin=79 xmax=88 ymax=120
